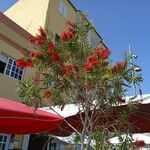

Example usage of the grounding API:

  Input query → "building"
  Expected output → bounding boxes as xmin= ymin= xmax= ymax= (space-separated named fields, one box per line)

xmin=0 ymin=11 xmax=34 ymax=150
xmin=0 ymin=0 xmax=107 ymax=149
xmin=4 ymin=0 xmax=105 ymax=48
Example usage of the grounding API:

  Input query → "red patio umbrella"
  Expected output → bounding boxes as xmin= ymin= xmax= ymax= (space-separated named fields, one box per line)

xmin=0 ymin=98 xmax=150 ymax=136
xmin=50 ymin=103 xmax=150 ymax=136
xmin=0 ymin=98 xmax=63 ymax=134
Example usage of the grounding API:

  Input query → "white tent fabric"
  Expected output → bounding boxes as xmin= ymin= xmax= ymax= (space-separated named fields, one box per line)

xmin=109 ymin=133 xmax=150 ymax=144
xmin=126 ymin=94 xmax=150 ymax=104
xmin=41 ymin=104 xmax=80 ymax=118
xmin=41 ymin=94 xmax=150 ymax=118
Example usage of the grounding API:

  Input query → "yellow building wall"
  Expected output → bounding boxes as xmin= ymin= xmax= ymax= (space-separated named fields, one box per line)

xmin=13 ymin=135 xmax=24 ymax=150
xmin=0 ymin=22 xmax=33 ymax=51
xmin=5 ymin=0 xmax=77 ymax=36
xmin=0 ymin=39 xmax=33 ymax=101
xmin=4 ymin=0 xmax=50 ymax=36
xmin=0 ymin=21 xmax=35 ymax=101
xmin=46 ymin=0 xmax=77 ymax=34
xmin=0 ymin=23 xmax=34 ymax=150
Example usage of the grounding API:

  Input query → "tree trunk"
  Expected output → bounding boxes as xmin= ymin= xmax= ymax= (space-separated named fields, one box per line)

xmin=87 ymin=136 xmax=92 ymax=150
xmin=80 ymin=134 xmax=85 ymax=150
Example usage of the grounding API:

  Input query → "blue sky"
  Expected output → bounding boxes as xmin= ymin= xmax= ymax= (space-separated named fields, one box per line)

xmin=71 ymin=0 xmax=150 ymax=94
xmin=1 ymin=0 xmax=150 ymax=94
xmin=0 ymin=0 xmax=17 ymax=12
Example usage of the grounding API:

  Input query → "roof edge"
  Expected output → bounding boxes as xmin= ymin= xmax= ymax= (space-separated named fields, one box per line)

xmin=0 ymin=12 xmax=33 ymax=40
xmin=67 ymin=0 xmax=78 ymax=12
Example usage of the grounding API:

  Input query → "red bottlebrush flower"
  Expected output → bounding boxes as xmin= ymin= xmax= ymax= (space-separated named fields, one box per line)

xmin=30 ymin=51 xmax=43 ymax=59
xmin=61 ymin=32 xmax=68 ymax=42
xmin=30 ymin=51 xmax=36 ymax=57
xmin=64 ymin=65 xmax=73 ymax=71
xmin=74 ymin=74 xmax=81 ymax=80
xmin=111 ymin=66 xmax=117 ymax=74
xmin=63 ymin=65 xmax=78 ymax=77
xmin=133 ymin=140 xmax=145 ymax=148
xmin=16 ymin=58 xmax=34 ymax=69
xmin=67 ymin=31 xmax=74 ymax=39
xmin=65 ymin=21 xmax=75 ymax=32
xmin=87 ymin=55 xmax=99 ymax=66
xmin=39 ymin=27 xmax=46 ymax=38
xmin=95 ymin=47 xmax=111 ymax=59
xmin=111 ymin=61 xmax=127 ymax=74
xmin=16 ymin=58 xmax=27 ymax=69
xmin=83 ymin=55 xmax=99 ymax=72
xmin=84 ymin=83 xmax=92 ymax=90
xmin=29 ymin=36 xmax=45 ymax=45
xmin=29 ymin=27 xmax=46 ymax=45
xmin=48 ymin=43 xmax=60 ymax=62
xmin=63 ymin=65 xmax=73 ymax=77
xmin=33 ymin=74 xmax=40 ymax=81
xmin=87 ymin=55 xmax=97 ymax=63
xmin=44 ymin=90 xmax=52 ymax=98
xmin=83 ymin=63 xmax=93 ymax=72
xmin=26 ymin=60 xmax=34 ymax=68
xmin=50 ymin=52 xmax=60 ymax=62
xmin=48 ymin=42 xmax=56 ymax=54
xmin=116 ymin=98 xmax=126 ymax=103
xmin=61 ymin=31 xmax=74 ymax=42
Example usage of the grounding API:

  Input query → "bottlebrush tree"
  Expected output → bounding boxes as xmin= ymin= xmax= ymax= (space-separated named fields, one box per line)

xmin=17 ymin=18 xmax=142 ymax=149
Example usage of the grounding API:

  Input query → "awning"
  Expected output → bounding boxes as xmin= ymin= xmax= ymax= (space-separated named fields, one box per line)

xmin=0 ymin=98 xmax=63 ymax=134
xmin=49 ymin=103 xmax=150 ymax=136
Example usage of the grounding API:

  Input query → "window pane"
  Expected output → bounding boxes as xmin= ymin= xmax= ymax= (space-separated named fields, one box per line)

xmin=59 ymin=0 xmax=63 ymax=13
xmin=19 ymin=70 xmax=23 ymax=75
xmin=13 ymin=61 xmax=16 ymax=66
xmin=2 ymin=143 xmax=5 ymax=150
xmin=63 ymin=6 xmax=68 ymax=18
xmin=2 ymin=56 xmax=24 ymax=80
xmin=18 ymin=75 xmax=22 ymax=81
xmin=5 ymin=70 xmax=10 ymax=75
xmin=11 ymin=72 xmax=15 ymax=77
xmin=15 ymin=74 xmax=18 ymax=79
xmin=0 ymin=61 xmax=6 ymax=74
xmin=0 ymin=135 xmax=3 ymax=141
xmin=3 ymin=136 xmax=7 ymax=142
xmin=7 ymin=64 xmax=11 ymax=70
xmin=12 ymin=66 xmax=16 ymax=71
xmin=0 ymin=54 xmax=7 ymax=63
xmin=16 ymin=68 xmax=19 ymax=73
xmin=58 ymin=0 xmax=68 ymax=18
xmin=55 ymin=33 xmax=60 ymax=43
xmin=9 ymin=59 xmax=13 ymax=64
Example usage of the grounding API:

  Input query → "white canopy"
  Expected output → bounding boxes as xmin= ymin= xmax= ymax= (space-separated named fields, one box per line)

xmin=109 ymin=133 xmax=150 ymax=144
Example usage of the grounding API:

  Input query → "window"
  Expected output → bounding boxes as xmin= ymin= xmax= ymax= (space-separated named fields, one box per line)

xmin=87 ymin=31 xmax=91 ymax=44
xmin=86 ymin=31 xmax=101 ymax=48
xmin=47 ymin=142 xmax=57 ymax=150
xmin=0 ymin=53 xmax=24 ymax=80
xmin=0 ymin=54 xmax=7 ymax=74
xmin=58 ymin=0 xmax=68 ymax=18
xmin=0 ymin=134 xmax=10 ymax=150
xmin=55 ymin=33 xmax=60 ymax=43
